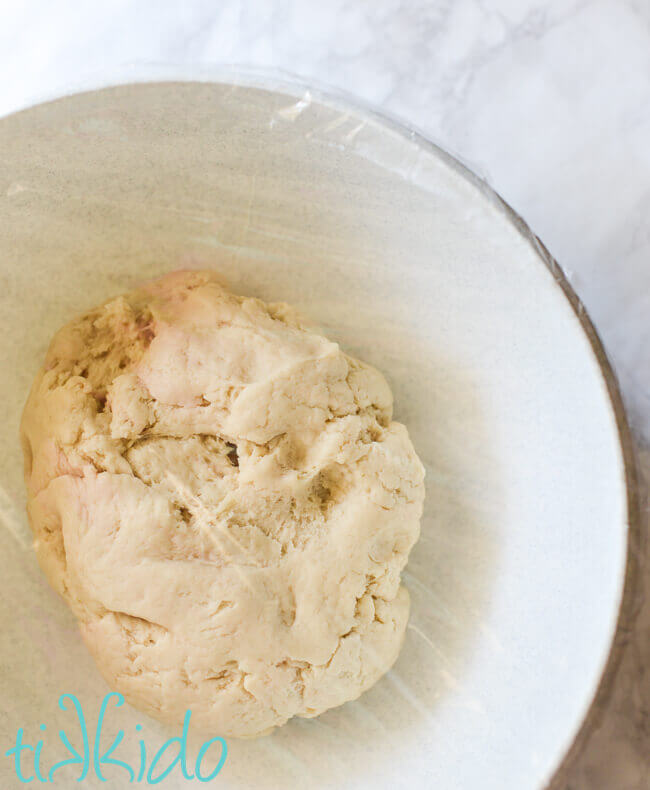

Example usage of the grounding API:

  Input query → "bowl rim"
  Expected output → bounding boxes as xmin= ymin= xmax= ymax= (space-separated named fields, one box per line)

xmin=2 ymin=65 xmax=643 ymax=789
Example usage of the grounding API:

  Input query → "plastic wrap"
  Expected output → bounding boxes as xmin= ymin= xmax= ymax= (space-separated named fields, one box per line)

xmin=0 ymin=71 xmax=638 ymax=789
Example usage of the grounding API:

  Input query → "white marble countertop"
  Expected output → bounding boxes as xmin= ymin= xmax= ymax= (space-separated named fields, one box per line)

xmin=2 ymin=1 xmax=648 ymax=787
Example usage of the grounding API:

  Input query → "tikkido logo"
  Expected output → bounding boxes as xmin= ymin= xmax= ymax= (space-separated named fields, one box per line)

xmin=5 ymin=693 xmax=227 ymax=784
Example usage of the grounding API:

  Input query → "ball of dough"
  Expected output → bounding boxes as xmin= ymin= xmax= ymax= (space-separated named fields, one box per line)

xmin=21 ymin=270 xmax=425 ymax=737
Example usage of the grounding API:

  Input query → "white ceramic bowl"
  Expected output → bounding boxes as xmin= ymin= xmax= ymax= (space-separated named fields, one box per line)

xmin=0 ymin=71 xmax=637 ymax=789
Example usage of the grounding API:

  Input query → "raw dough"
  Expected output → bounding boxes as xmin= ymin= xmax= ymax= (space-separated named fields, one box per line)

xmin=21 ymin=270 xmax=425 ymax=737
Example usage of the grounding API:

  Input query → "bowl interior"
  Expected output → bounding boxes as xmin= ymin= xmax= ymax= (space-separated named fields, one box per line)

xmin=0 ymin=79 xmax=628 ymax=789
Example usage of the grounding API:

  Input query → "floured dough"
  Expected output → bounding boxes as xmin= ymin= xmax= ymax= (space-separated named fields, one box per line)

xmin=21 ymin=270 xmax=425 ymax=737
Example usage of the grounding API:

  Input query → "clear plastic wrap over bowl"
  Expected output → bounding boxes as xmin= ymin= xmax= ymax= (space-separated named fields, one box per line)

xmin=0 ymin=71 xmax=636 ymax=790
